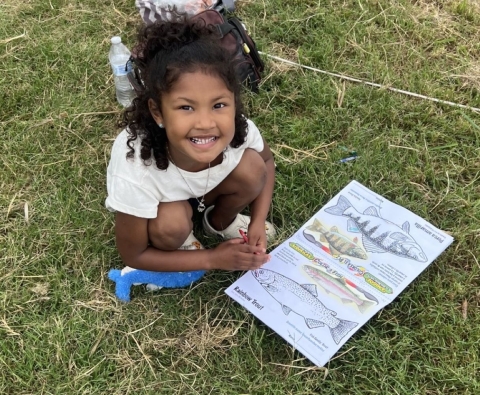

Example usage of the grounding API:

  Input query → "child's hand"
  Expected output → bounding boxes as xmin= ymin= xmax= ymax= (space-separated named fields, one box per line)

xmin=210 ymin=238 xmax=269 ymax=271
xmin=246 ymin=220 xmax=268 ymax=250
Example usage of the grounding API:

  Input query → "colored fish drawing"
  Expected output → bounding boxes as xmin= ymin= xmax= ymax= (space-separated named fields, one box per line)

xmin=302 ymin=265 xmax=376 ymax=314
xmin=343 ymin=278 xmax=379 ymax=304
xmin=303 ymin=219 xmax=367 ymax=260
xmin=325 ymin=195 xmax=428 ymax=262
xmin=252 ymin=269 xmax=358 ymax=344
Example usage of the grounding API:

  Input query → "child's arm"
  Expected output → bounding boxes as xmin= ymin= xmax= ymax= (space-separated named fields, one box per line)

xmin=115 ymin=212 xmax=269 ymax=272
xmin=247 ymin=137 xmax=275 ymax=249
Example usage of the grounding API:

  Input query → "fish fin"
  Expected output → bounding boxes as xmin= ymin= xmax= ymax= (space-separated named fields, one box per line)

xmin=362 ymin=236 xmax=386 ymax=253
xmin=313 ymin=219 xmax=324 ymax=230
xmin=329 ymin=319 xmax=358 ymax=344
xmin=330 ymin=226 xmax=339 ymax=233
xmin=390 ymin=232 xmax=410 ymax=241
xmin=281 ymin=305 xmax=292 ymax=315
xmin=301 ymin=284 xmax=318 ymax=297
xmin=402 ymin=221 xmax=410 ymax=234
xmin=266 ymin=284 xmax=279 ymax=293
xmin=347 ymin=219 xmax=360 ymax=233
xmin=357 ymin=299 xmax=377 ymax=314
xmin=353 ymin=237 xmax=358 ymax=244
xmin=341 ymin=298 xmax=355 ymax=305
xmin=306 ymin=220 xmax=320 ymax=232
xmin=320 ymin=235 xmax=327 ymax=243
xmin=305 ymin=318 xmax=325 ymax=329
xmin=325 ymin=195 xmax=352 ymax=216
xmin=363 ymin=206 xmax=380 ymax=217
xmin=323 ymin=288 xmax=333 ymax=295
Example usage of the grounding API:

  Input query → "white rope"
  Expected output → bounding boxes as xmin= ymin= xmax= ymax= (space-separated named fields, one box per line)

xmin=260 ymin=52 xmax=480 ymax=114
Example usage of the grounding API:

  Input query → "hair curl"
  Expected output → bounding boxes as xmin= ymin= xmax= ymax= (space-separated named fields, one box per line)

xmin=119 ymin=19 xmax=248 ymax=170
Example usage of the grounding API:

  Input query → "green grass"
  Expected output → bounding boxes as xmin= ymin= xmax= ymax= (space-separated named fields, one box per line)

xmin=1 ymin=0 xmax=479 ymax=393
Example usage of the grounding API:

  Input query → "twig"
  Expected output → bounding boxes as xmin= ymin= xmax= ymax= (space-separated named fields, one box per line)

xmin=261 ymin=52 xmax=480 ymax=113
xmin=72 ymin=110 xmax=120 ymax=117
xmin=388 ymin=144 xmax=419 ymax=152
xmin=328 ymin=346 xmax=355 ymax=361
xmin=129 ymin=333 xmax=157 ymax=378
xmin=0 ymin=32 xmax=25 ymax=44
xmin=126 ymin=315 xmax=164 ymax=335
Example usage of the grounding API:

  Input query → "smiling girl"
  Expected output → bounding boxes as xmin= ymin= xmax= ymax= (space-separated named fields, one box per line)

xmin=105 ymin=20 xmax=276 ymax=272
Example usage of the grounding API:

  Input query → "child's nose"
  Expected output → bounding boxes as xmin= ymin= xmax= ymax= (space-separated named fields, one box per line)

xmin=195 ymin=111 xmax=216 ymax=130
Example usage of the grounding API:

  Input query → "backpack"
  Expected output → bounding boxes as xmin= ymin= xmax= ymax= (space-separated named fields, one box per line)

xmin=130 ymin=0 xmax=264 ymax=92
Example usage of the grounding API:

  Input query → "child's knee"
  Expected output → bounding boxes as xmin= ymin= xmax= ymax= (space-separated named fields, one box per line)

xmin=148 ymin=201 xmax=193 ymax=250
xmin=237 ymin=149 xmax=267 ymax=194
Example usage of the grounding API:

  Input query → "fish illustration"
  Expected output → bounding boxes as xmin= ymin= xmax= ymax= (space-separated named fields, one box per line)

xmin=343 ymin=278 xmax=379 ymax=304
xmin=252 ymin=269 xmax=358 ymax=344
xmin=302 ymin=265 xmax=376 ymax=314
xmin=303 ymin=219 xmax=367 ymax=260
xmin=325 ymin=195 xmax=428 ymax=262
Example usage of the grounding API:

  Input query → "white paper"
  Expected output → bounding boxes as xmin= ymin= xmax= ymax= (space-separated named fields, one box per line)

xmin=225 ymin=180 xmax=453 ymax=367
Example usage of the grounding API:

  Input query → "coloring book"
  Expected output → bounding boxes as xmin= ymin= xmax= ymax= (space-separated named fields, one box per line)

xmin=225 ymin=180 xmax=454 ymax=367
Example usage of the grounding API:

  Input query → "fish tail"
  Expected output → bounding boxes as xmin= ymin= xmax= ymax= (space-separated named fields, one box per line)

xmin=329 ymin=318 xmax=358 ymax=344
xmin=325 ymin=195 xmax=352 ymax=216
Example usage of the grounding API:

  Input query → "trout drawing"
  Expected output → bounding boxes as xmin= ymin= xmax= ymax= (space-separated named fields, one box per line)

xmin=302 ymin=265 xmax=377 ymax=314
xmin=252 ymin=269 xmax=358 ymax=344
xmin=325 ymin=195 xmax=428 ymax=262
xmin=303 ymin=219 xmax=367 ymax=260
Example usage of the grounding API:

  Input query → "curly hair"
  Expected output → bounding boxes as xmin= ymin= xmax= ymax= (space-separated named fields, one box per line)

xmin=119 ymin=19 xmax=249 ymax=170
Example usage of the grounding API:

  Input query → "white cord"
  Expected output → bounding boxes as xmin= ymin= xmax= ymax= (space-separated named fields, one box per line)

xmin=260 ymin=52 xmax=480 ymax=114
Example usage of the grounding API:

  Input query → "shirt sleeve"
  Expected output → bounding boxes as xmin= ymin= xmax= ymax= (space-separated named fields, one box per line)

xmin=105 ymin=175 xmax=159 ymax=218
xmin=105 ymin=130 xmax=160 ymax=219
xmin=245 ymin=119 xmax=264 ymax=152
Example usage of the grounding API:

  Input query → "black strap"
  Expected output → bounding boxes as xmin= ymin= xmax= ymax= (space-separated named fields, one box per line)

xmin=228 ymin=17 xmax=264 ymax=70
xmin=217 ymin=21 xmax=234 ymax=38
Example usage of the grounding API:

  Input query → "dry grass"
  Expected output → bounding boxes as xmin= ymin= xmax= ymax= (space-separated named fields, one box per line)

xmin=1 ymin=0 xmax=480 ymax=393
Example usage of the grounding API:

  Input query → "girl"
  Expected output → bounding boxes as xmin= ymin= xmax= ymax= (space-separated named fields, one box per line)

xmin=106 ymin=19 xmax=276 ymax=272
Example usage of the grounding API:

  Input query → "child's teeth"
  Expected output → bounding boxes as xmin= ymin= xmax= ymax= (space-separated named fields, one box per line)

xmin=191 ymin=137 xmax=216 ymax=144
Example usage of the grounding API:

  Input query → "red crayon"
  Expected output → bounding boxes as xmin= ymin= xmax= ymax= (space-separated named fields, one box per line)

xmin=239 ymin=229 xmax=249 ymax=243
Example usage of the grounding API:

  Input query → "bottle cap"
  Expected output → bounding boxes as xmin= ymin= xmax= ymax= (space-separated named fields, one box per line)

xmin=111 ymin=36 xmax=122 ymax=44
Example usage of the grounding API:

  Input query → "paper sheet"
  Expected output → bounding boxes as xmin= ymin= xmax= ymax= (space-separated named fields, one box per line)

xmin=225 ymin=180 xmax=453 ymax=367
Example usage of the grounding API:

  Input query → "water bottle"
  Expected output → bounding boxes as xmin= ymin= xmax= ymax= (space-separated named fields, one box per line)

xmin=109 ymin=36 xmax=136 ymax=107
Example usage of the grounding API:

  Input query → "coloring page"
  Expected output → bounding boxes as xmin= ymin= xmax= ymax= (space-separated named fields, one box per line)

xmin=225 ymin=180 xmax=454 ymax=367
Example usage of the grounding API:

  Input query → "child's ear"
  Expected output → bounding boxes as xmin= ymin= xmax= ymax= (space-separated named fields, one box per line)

xmin=148 ymin=98 xmax=163 ymax=125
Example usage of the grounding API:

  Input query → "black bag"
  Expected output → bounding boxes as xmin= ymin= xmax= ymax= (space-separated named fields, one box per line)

xmin=191 ymin=8 xmax=264 ymax=92
xmin=129 ymin=0 xmax=264 ymax=92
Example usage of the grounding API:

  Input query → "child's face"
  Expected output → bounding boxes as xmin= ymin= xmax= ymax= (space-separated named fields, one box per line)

xmin=152 ymin=70 xmax=236 ymax=172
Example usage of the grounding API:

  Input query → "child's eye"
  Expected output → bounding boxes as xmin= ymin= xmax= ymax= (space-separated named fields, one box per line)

xmin=179 ymin=105 xmax=193 ymax=111
xmin=214 ymin=103 xmax=226 ymax=109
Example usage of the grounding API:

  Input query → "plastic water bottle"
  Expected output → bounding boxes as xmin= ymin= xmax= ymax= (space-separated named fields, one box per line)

xmin=109 ymin=36 xmax=136 ymax=107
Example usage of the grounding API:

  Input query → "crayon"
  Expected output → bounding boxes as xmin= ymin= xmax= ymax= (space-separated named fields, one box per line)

xmin=239 ymin=229 xmax=249 ymax=243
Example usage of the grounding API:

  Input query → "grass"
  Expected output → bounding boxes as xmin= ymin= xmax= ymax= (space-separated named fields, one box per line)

xmin=1 ymin=0 xmax=479 ymax=393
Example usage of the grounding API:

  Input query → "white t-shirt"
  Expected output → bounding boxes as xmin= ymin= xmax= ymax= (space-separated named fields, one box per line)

xmin=105 ymin=119 xmax=264 ymax=219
